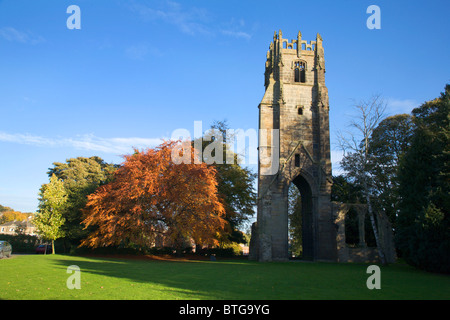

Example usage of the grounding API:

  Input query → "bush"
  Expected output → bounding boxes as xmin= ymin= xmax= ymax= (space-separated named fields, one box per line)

xmin=197 ymin=243 xmax=243 ymax=257
xmin=70 ymin=245 xmax=148 ymax=256
xmin=0 ymin=234 xmax=40 ymax=253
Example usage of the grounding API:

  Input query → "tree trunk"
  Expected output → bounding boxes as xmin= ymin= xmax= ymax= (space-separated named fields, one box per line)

xmin=364 ymin=181 xmax=386 ymax=265
xmin=51 ymin=239 xmax=55 ymax=255
xmin=363 ymin=124 xmax=386 ymax=265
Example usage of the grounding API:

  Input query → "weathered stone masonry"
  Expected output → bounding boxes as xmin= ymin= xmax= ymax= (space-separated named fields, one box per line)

xmin=249 ymin=30 xmax=396 ymax=263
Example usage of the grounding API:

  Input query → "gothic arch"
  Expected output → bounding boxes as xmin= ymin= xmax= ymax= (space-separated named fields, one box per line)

xmin=283 ymin=166 xmax=318 ymax=197
xmin=289 ymin=174 xmax=315 ymax=260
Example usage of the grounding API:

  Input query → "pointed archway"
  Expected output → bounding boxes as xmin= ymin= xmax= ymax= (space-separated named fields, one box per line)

xmin=290 ymin=174 xmax=314 ymax=260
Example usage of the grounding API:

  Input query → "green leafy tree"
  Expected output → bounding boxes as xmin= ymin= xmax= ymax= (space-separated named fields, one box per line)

xmin=47 ymin=157 xmax=118 ymax=249
xmin=196 ymin=120 xmax=257 ymax=246
xmin=397 ymin=85 xmax=450 ymax=273
xmin=33 ymin=174 xmax=67 ymax=254
xmin=215 ymin=161 xmax=256 ymax=244
xmin=0 ymin=204 xmax=14 ymax=213
xmin=331 ymin=175 xmax=364 ymax=204
xmin=368 ymin=114 xmax=415 ymax=229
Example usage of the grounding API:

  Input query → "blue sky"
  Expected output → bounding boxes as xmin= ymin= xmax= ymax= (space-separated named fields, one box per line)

xmin=0 ymin=0 xmax=449 ymax=212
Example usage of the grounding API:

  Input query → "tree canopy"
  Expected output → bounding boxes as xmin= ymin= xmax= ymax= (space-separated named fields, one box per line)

xmin=368 ymin=114 xmax=414 ymax=228
xmin=47 ymin=156 xmax=118 ymax=246
xmin=33 ymin=174 xmax=68 ymax=254
xmin=396 ymin=84 xmax=450 ymax=273
xmin=204 ymin=120 xmax=257 ymax=245
xmin=80 ymin=141 xmax=227 ymax=251
xmin=0 ymin=204 xmax=14 ymax=213
xmin=0 ymin=210 xmax=30 ymax=224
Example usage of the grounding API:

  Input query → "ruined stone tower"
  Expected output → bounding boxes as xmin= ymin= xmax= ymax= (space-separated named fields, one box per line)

xmin=250 ymin=30 xmax=337 ymax=262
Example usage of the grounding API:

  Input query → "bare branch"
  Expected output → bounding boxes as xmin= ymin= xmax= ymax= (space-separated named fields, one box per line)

xmin=337 ymin=94 xmax=388 ymax=265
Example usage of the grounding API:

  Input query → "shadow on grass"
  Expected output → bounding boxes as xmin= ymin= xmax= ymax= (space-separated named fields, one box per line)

xmin=49 ymin=255 xmax=450 ymax=300
xmin=52 ymin=255 xmax=263 ymax=299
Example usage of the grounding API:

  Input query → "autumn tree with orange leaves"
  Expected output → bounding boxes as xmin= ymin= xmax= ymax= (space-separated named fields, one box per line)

xmin=80 ymin=141 xmax=226 ymax=252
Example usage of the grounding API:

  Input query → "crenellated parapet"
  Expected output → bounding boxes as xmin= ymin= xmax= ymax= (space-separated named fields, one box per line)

xmin=263 ymin=30 xmax=326 ymax=93
xmin=270 ymin=30 xmax=320 ymax=54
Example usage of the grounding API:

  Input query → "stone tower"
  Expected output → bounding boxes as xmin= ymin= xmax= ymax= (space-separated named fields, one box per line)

xmin=250 ymin=30 xmax=337 ymax=262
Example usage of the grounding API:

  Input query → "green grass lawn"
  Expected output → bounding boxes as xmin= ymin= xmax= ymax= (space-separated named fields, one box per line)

xmin=0 ymin=254 xmax=449 ymax=300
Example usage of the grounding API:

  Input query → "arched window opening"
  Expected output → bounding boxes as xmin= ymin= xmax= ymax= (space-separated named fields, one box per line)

xmin=294 ymin=61 xmax=306 ymax=83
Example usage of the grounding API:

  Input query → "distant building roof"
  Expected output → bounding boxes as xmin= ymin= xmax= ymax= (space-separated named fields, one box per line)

xmin=0 ymin=219 xmax=36 ymax=235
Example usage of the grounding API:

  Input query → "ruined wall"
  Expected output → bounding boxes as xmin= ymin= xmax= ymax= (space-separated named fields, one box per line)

xmin=334 ymin=202 xmax=397 ymax=264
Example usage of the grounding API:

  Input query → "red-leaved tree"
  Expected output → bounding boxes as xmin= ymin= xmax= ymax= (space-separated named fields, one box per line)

xmin=80 ymin=141 xmax=226 ymax=251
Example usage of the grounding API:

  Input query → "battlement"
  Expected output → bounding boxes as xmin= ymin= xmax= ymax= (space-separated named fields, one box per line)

xmin=271 ymin=30 xmax=321 ymax=52
xmin=264 ymin=30 xmax=325 ymax=88
xmin=281 ymin=39 xmax=316 ymax=51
